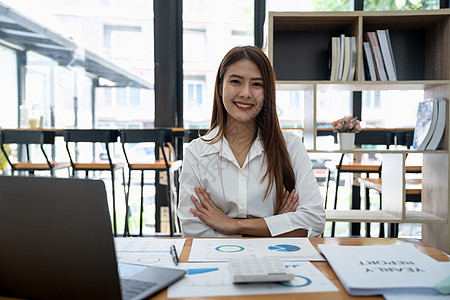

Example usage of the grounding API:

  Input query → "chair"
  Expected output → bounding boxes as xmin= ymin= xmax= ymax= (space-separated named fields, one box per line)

xmin=394 ymin=130 xmax=414 ymax=149
xmin=358 ymin=176 xmax=422 ymax=237
xmin=63 ymin=129 xmax=125 ymax=236
xmin=0 ymin=129 xmax=70 ymax=176
xmin=120 ymin=129 xmax=182 ymax=237
xmin=325 ymin=130 xmax=395 ymax=237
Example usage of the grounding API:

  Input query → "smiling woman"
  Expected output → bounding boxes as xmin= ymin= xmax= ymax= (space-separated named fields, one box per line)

xmin=177 ymin=46 xmax=326 ymax=238
xmin=220 ymin=59 xmax=264 ymax=127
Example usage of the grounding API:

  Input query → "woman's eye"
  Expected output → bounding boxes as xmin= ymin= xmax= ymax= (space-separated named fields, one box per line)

xmin=253 ymin=82 xmax=263 ymax=87
xmin=230 ymin=79 xmax=240 ymax=84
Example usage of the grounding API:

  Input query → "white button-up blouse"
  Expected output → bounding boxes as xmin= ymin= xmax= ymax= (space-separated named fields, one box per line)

xmin=177 ymin=127 xmax=326 ymax=237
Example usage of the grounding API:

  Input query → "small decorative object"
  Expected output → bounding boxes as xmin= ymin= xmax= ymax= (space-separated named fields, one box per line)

xmin=331 ymin=116 xmax=361 ymax=150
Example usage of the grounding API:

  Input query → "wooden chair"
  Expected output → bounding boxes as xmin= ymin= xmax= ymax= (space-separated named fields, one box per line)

xmin=0 ymin=129 xmax=70 ymax=176
xmin=325 ymin=130 xmax=395 ymax=237
xmin=120 ymin=129 xmax=182 ymax=237
xmin=63 ymin=129 xmax=125 ymax=236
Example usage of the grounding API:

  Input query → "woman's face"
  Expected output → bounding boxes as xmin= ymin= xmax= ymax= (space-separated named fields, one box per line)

xmin=221 ymin=58 xmax=264 ymax=125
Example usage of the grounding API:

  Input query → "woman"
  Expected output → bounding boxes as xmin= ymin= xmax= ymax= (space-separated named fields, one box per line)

xmin=178 ymin=46 xmax=325 ymax=237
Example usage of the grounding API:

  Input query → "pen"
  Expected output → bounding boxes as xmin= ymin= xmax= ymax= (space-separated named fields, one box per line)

xmin=170 ymin=244 xmax=178 ymax=265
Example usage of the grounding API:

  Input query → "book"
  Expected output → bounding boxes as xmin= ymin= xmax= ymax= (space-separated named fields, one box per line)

xmin=330 ymin=37 xmax=340 ymax=81
xmin=318 ymin=243 xmax=450 ymax=296
xmin=341 ymin=36 xmax=351 ymax=81
xmin=377 ymin=29 xmax=397 ymax=81
xmin=338 ymin=33 xmax=345 ymax=81
xmin=367 ymin=32 xmax=388 ymax=81
xmin=413 ymin=99 xmax=439 ymax=150
xmin=426 ymin=98 xmax=447 ymax=150
xmin=363 ymin=42 xmax=377 ymax=81
xmin=347 ymin=36 xmax=356 ymax=81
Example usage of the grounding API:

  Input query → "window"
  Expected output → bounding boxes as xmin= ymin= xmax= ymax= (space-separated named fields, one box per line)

xmin=276 ymin=90 xmax=305 ymax=129
xmin=186 ymin=82 xmax=203 ymax=107
xmin=362 ymin=90 xmax=423 ymax=128
xmin=184 ymin=79 xmax=208 ymax=127
xmin=183 ymin=0 xmax=254 ymax=129
xmin=104 ymin=25 xmax=144 ymax=59
xmin=364 ymin=0 xmax=439 ymax=10
xmin=130 ymin=87 xmax=140 ymax=106
xmin=0 ymin=44 xmax=18 ymax=128
xmin=184 ymin=29 xmax=207 ymax=62
xmin=116 ymin=88 xmax=127 ymax=106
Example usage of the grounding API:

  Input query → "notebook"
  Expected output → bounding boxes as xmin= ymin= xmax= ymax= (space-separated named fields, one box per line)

xmin=0 ymin=176 xmax=186 ymax=300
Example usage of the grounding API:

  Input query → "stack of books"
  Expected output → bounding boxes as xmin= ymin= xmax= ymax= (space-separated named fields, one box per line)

xmin=329 ymin=34 xmax=356 ymax=81
xmin=363 ymin=29 xmax=397 ymax=81
xmin=413 ymin=98 xmax=447 ymax=150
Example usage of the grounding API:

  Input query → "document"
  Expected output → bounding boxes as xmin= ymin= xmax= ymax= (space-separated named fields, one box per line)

xmin=114 ymin=238 xmax=186 ymax=268
xmin=318 ymin=243 xmax=450 ymax=296
xmin=168 ymin=261 xmax=337 ymax=298
xmin=188 ymin=238 xmax=324 ymax=262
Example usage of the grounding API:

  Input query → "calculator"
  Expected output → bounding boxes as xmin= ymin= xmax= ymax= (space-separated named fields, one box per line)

xmin=229 ymin=256 xmax=294 ymax=283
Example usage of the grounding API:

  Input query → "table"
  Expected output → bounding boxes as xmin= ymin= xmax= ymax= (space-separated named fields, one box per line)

xmin=152 ymin=237 xmax=449 ymax=300
xmin=0 ymin=238 xmax=447 ymax=300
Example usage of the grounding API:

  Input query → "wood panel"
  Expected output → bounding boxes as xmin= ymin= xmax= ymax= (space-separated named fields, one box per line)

xmin=381 ymin=154 xmax=405 ymax=219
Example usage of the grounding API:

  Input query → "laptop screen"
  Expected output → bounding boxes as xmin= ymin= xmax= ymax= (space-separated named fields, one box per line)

xmin=0 ymin=176 xmax=122 ymax=300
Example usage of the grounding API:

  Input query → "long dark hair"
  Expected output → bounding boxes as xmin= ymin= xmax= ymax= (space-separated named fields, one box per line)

xmin=205 ymin=46 xmax=295 ymax=208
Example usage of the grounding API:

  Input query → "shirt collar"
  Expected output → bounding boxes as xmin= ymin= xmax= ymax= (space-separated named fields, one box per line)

xmin=199 ymin=127 xmax=264 ymax=165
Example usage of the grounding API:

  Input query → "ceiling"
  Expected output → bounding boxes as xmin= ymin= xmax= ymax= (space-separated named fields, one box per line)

xmin=0 ymin=2 xmax=153 ymax=89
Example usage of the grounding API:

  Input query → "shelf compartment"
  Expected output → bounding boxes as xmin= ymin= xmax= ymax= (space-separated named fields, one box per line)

xmin=362 ymin=11 xmax=450 ymax=81
xmin=270 ymin=10 xmax=450 ymax=82
xmin=270 ymin=13 xmax=359 ymax=81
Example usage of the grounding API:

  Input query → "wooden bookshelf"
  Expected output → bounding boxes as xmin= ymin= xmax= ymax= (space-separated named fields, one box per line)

xmin=268 ymin=10 xmax=450 ymax=253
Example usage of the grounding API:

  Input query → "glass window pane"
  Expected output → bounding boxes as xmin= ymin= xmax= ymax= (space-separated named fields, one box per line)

xmin=276 ymin=90 xmax=304 ymax=129
xmin=364 ymin=0 xmax=439 ymax=11
xmin=0 ymin=45 xmax=18 ymax=128
xmin=26 ymin=51 xmax=57 ymax=129
xmin=196 ymin=83 xmax=203 ymax=105
xmin=5 ymin=0 xmax=155 ymax=129
xmin=116 ymin=88 xmax=127 ymax=106
xmin=183 ymin=0 xmax=254 ymax=129
xmin=130 ymin=87 xmax=140 ymax=106
xmin=316 ymin=90 xmax=352 ymax=128
xmin=77 ymin=72 xmax=93 ymax=128
xmin=361 ymin=90 xmax=423 ymax=128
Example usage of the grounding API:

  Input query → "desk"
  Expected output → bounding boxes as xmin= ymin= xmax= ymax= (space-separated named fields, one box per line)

xmin=151 ymin=237 xmax=449 ymax=300
xmin=0 ymin=239 xmax=447 ymax=300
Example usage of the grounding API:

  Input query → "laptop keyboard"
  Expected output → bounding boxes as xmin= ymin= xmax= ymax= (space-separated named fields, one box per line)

xmin=120 ymin=278 xmax=157 ymax=300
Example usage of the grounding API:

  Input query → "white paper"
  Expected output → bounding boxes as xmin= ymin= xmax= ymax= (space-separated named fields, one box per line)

xmin=318 ymin=243 xmax=450 ymax=296
xmin=114 ymin=238 xmax=186 ymax=267
xmin=168 ymin=261 xmax=337 ymax=298
xmin=383 ymin=293 xmax=450 ymax=300
xmin=188 ymin=238 xmax=324 ymax=262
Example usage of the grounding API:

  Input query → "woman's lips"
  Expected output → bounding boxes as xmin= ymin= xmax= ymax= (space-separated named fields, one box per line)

xmin=234 ymin=101 xmax=254 ymax=110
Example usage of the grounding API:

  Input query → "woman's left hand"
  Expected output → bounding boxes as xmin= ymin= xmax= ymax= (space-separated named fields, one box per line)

xmin=276 ymin=189 xmax=299 ymax=214
xmin=190 ymin=186 xmax=237 ymax=235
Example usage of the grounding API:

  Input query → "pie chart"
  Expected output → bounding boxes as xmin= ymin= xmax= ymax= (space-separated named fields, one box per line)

xmin=215 ymin=245 xmax=244 ymax=252
xmin=268 ymin=244 xmax=301 ymax=252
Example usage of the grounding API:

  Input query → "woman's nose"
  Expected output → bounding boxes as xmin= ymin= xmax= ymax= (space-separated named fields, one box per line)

xmin=239 ymin=83 xmax=251 ymax=98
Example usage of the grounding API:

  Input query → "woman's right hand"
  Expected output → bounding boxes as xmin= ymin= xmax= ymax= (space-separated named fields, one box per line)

xmin=276 ymin=189 xmax=299 ymax=214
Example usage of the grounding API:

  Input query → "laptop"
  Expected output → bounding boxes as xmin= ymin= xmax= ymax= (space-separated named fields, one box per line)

xmin=0 ymin=176 xmax=186 ymax=300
